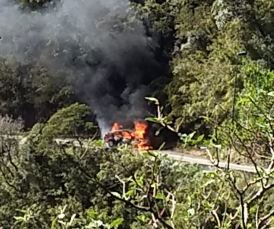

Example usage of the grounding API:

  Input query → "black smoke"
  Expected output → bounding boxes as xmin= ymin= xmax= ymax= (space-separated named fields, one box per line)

xmin=0 ymin=0 xmax=165 ymax=136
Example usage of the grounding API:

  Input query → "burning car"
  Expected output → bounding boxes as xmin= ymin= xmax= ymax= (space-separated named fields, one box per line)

xmin=103 ymin=121 xmax=152 ymax=150
xmin=104 ymin=129 xmax=134 ymax=147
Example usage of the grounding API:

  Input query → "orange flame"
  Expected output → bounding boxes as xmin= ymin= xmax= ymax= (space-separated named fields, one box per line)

xmin=109 ymin=121 xmax=152 ymax=150
xmin=132 ymin=121 xmax=151 ymax=150
xmin=111 ymin=123 xmax=123 ymax=132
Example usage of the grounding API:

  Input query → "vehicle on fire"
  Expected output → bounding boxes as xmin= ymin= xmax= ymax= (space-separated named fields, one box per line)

xmin=103 ymin=129 xmax=136 ymax=147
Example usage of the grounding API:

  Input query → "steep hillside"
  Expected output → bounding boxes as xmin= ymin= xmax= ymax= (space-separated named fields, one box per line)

xmin=135 ymin=0 xmax=274 ymax=134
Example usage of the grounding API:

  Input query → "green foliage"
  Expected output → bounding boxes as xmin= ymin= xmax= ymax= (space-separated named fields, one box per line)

xmin=145 ymin=97 xmax=176 ymax=132
xmin=236 ymin=61 xmax=274 ymax=134
xmin=145 ymin=96 xmax=206 ymax=148
xmin=211 ymin=61 xmax=274 ymax=162
xmin=0 ymin=113 xmax=274 ymax=228
xmin=42 ymin=103 xmax=96 ymax=138
xmin=166 ymin=18 xmax=246 ymax=134
xmin=179 ymin=131 xmax=205 ymax=148
xmin=142 ymin=61 xmax=274 ymax=229
xmin=199 ymin=62 xmax=274 ymax=228
xmin=133 ymin=0 xmax=274 ymax=135
xmin=2 ymin=1 xmax=274 ymax=228
xmin=0 ymin=60 xmax=76 ymax=128
xmin=134 ymin=0 xmax=179 ymax=34
xmin=0 ymin=119 xmax=226 ymax=229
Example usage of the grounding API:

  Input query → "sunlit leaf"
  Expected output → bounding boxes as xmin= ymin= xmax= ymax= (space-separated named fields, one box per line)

xmin=125 ymin=189 xmax=135 ymax=197
xmin=145 ymin=97 xmax=159 ymax=105
xmin=196 ymin=134 xmax=204 ymax=142
xmin=111 ymin=192 xmax=122 ymax=199
xmin=137 ymin=215 xmax=149 ymax=223
xmin=51 ymin=217 xmax=58 ymax=229
xmin=145 ymin=117 xmax=162 ymax=124
xmin=268 ymin=91 xmax=274 ymax=97
xmin=110 ymin=218 xmax=124 ymax=229
xmin=155 ymin=193 xmax=165 ymax=199
xmin=187 ymin=208 xmax=195 ymax=216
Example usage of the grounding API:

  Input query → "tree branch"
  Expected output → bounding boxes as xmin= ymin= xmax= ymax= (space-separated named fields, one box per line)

xmin=258 ymin=208 xmax=274 ymax=229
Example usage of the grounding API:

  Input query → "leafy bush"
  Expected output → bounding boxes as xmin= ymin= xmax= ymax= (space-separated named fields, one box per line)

xmin=42 ymin=103 xmax=96 ymax=138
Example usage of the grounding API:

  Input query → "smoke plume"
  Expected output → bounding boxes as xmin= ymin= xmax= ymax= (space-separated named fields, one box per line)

xmin=0 ymin=0 xmax=162 ymax=136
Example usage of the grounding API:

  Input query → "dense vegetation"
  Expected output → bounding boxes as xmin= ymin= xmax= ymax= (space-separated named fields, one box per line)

xmin=3 ymin=0 xmax=273 ymax=135
xmin=1 ymin=0 xmax=274 ymax=228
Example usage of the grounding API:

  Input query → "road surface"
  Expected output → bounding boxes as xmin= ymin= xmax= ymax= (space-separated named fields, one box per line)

xmin=160 ymin=150 xmax=257 ymax=173
xmin=0 ymin=135 xmax=261 ymax=173
xmin=53 ymin=138 xmax=258 ymax=173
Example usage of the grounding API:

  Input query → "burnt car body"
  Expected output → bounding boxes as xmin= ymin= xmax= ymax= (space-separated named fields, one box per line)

xmin=104 ymin=129 xmax=135 ymax=147
xmin=103 ymin=123 xmax=180 ymax=150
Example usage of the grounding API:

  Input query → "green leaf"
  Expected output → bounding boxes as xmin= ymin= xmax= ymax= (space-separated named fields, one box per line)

xmin=155 ymin=193 xmax=165 ymax=199
xmin=165 ymin=192 xmax=171 ymax=202
xmin=125 ymin=189 xmax=135 ymax=197
xmin=210 ymin=143 xmax=222 ymax=149
xmin=136 ymin=175 xmax=144 ymax=186
xmin=148 ymin=151 xmax=157 ymax=157
xmin=189 ymin=131 xmax=196 ymax=139
xmin=250 ymin=206 xmax=257 ymax=214
xmin=238 ymin=97 xmax=250 ymax=104
xmin=187 ymin=208 xmax=195 ymax=216
xmin=69 ymin=214 xmax=76 ymax=225
xmin=110 ymin=217 xmax=124 ymax=229
xmin=157 ymin=142 xmax=166 ymax=151
xmin=196 ymin=134 xmax=204 ymax=143
xmin=111 ymin=192 xmax=122 ymax=199
xmin=88 ymin=209 xmax=98 ymax=219
xmin=137 ymin=215 xmax=149 ymax=223
xmin=14 ymin=217 xmax=25 ymax=224
xmin=16 ymin=209 xmax=27 ymax=214
xmin=51 ymin=217 xmax=58 ymax=229
xmin=145 ymin=117 xmax=162 ymax=124
xmin=268 ymin=91 xmax=274 ymax=97
xmin=145 ymin=97 xmax=159 ymax=105
xmin=142 ymin=151 xmax=151 ymax=158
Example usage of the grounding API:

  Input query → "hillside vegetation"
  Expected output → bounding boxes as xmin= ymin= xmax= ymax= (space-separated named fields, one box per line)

xmin=1 ymin=0 xmax=274 ymax=228
xmin=134 ymin=0 xmax=274 ymax=134
xmin=2 ymin=0 xmax=274 ymax=135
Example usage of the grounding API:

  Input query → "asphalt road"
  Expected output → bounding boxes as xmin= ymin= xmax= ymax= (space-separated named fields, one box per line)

xmin=159 ymin=150 xmax=257 ymax=173
xmin=52 ymin=138 xmax=258 ymax=173
xmin=0 ymin=135 xmax=260 ymax=173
